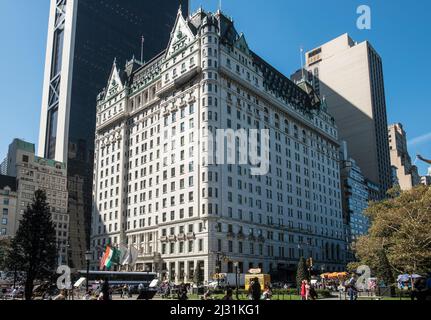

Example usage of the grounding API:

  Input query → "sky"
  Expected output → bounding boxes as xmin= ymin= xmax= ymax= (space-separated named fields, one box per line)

xmin=0 ymin=0 xmax=430 ymax=175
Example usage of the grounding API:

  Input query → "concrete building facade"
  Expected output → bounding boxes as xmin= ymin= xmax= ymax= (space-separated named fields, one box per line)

xmin=91 ymin=9 xmax=347 ymax=283
xmin=4 ymin=139 xmax=69 ymax=264
xmin=421 ymin=167 xmax=431 ymax=186
xmin=37 ymin=0 xmax=189 ymax=268
xmin=388 ymin=123 xmax=420 ymax=191
xmin=0 ymin=175 xmax=18 ymax=239
xmin=302 ymin=34 xmax=392 ymax=199
xmin=339 ymin=143 xmax=369 ymax=245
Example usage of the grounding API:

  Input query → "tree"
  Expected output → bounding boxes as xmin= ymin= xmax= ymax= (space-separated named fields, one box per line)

xmin=193 ymin=266 xmax=200 ymax=285
xmin=354 ymin=185 xmax=431 ymax=278
xmin=0 ymin=238 xmax=10 ymax=270
xmin=7 ymin=190 xmax=57 ymax=300
xmin=296 ymin=257 xmax=309 ymax=290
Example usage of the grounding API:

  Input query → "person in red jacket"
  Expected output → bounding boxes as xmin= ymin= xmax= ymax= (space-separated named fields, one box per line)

xmin=301 ymin=280 xmax=307 ymax=300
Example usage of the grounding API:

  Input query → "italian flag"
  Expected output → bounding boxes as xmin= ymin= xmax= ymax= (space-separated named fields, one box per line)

xmin=99 ymin=245 xmax=121 ymax=270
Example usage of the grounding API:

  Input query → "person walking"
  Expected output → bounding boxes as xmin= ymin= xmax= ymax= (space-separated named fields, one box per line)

xmin=347 ymin=284 xmax=358 ymax=301
xmin=178 ymin=283 xmax=188 ymax=300
xmin=411 ymin=278 xmax=427 ymax=301
xmin=250 ymin=278 xmax=261 ymax=301
xmin=262 ymin=286 xmax=272 ymax=300
xmin=309 ymin=285 xmax=318 ymax=300
xmin=101 ymin=279 xmax=111 ymax=301
xmin=300 ymin=280 xmax=306 ymax=300
xmin=305 ymin=280 xmax=311 ymax=300
xmin=53 ymin=290 xmax=66 ymax=301
xmin=11 ymin=287 xmax=18 ymax=300
xmin=223 ymin=288 xmax=233 ymax=300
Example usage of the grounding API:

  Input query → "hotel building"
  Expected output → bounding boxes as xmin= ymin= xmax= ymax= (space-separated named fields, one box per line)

xmin=91 ymin=9 xmax=347 ymax=282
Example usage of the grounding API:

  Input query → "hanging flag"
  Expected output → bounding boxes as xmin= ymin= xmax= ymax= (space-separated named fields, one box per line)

xmin=119 ymin=243 xmax=128 ymax=264
xmin=121 ymin=247 xmax=131 ymax=266
xmin=99 ymin=246 xmax=112 ymax=270
xmin=121 ymin=245 xmax=139 ymax=267
xmin=100 ymin=245 xmax=121 ymax=270
xmin=129 ymin=245 xmax=139 ymax=267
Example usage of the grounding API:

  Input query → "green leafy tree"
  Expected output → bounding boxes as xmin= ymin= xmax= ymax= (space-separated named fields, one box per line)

xmin=0 ymin=239 xmax=10 ymax=270
xmin=354 ymin=185 xmax=431 ymax=277
xmin=296 ymin=257 xmax=309 ymax=289
xmin=346 ymin=261 xmax=361 ymax=273
xmin=194 ymin=265 xmax=202 ymax=286
xmin=7 ymin=190 xmax=57 ymax=300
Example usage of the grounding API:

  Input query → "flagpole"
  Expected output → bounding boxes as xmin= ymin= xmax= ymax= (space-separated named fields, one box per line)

xmin=141 ymin=36 xmax=145 ymax=63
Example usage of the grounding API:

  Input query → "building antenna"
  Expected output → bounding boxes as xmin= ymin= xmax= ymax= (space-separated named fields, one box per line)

xmin=141 ymin=36 xmax=145 ymax=64
xmin=218 ymin=0 xmax=222 ymax=11
xmin=300 ymin=46 xmax=305 ymax=80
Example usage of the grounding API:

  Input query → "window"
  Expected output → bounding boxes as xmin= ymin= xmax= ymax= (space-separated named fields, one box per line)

xmin=1 ymin=218 xmax=7 ymax=225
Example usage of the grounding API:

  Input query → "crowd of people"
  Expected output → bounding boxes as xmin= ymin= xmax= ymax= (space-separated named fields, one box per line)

xmin=299 ymin=280 xmax=319 ymax=300
xmin=3 ymin=271 xmax=431 ymax=301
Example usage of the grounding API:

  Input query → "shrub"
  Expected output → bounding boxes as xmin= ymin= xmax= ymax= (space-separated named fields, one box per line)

xmin=315 ymin=289 xmax=332 ymax=298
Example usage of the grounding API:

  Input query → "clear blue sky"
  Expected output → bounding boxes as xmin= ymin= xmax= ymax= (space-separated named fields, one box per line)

xmin=0 ymin=0 xmax=430 ymax=175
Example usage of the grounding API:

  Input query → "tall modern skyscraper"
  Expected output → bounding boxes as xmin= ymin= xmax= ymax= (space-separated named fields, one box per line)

xmin=299 ymin=34 xmax=392 ymax=199
xmin=388 ymin=123 xmax=420 ymax=190
xmin=38 ymin=0 xmax=189 ymax=268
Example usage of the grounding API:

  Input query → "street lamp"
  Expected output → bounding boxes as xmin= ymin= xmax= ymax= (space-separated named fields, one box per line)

xmin=233 ymin=262 xmax=239 ymax=300
xmin=320 ymin=265 xmax=326 ymax=288
xmin=215 ymin=253 xmax=222 ymax=288
xmin=85 ymin=251 xmax=92 ymax=292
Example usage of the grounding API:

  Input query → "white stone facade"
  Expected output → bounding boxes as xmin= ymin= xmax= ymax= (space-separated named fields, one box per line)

xmin=91 ymin=9 xmax=346 ymax=283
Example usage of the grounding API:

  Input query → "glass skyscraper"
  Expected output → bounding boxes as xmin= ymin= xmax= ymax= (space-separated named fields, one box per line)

xmin=38 ymin=0 xmax=189 ymax=268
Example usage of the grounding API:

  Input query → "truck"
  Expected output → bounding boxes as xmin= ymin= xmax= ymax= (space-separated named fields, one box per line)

xmin=208 ymin=273 xmax=246 ymax=289
xmin=245 ymin=274 xmax=271 ymax=291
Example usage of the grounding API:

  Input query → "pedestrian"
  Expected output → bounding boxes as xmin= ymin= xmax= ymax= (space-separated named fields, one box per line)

xmin=83 ymin=290 xmax=92 ymax=300
xmin=178 ymin=283 xmax=188 ymax=300
xmin=223 ymin=288 xmax=233 ymax=300
xmin=305 ymin=280 xmax=311 ymax=300
xmin=411 ymin=278 xmax=426 ymax=301
xmin=53 ymin=290 xmax=66 ymax=301
xmin=122 ymin=284 xmax=128 ymax=299
xmin=262 ymin=286 xmax=272 ymax=300
xmin=309 ymin=285 xmax=318 ymax=300
xmin=11 ymin=287 xmax=18 ymax=300
xmin=347 ymin=284 xmax=358 ymax=301
xmin=249 ymin=278 xmax=261 ymax=301
xmin=203 ymin=289 xmax=212 ymax=300
xmin=300 ymin=280 xmax=306 ymax=300
xmin=101 ymin=279 xmax=111 ymax=301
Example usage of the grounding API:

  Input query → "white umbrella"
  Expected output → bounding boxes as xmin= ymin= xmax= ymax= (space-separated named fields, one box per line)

xmin=397 ymin=274 xmax=410 ymax=282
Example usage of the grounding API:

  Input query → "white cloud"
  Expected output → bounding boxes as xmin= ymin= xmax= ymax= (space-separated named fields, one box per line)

xmin=408 ymin=132 xmax=431 ymax=147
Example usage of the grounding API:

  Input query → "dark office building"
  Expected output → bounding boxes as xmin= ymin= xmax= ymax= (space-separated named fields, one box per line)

xmin=38 ymin=0 xmax=189 ymax=268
